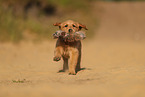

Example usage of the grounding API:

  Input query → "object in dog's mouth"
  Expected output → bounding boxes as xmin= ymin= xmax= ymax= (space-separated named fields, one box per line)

xmin=52 ymin=30 xmax=67 ymax=39
xmin=64 ymin=34 xmax=75 ymax=42
xmin=74 ymin=31 xmax=86 ymax=40
xmin=53 ymin=30 xmax=66 ymax=39
xmin=53 ymin=30 xmax=86 ymax=41
xmin=53 ymin=30 xmax=65 ymax=39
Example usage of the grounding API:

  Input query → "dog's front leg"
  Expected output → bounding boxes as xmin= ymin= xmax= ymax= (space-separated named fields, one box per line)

xmin=68 ymin=48 xmax=79 ymax=75
xmin=53 ymin=46 xmax=64 ymax=61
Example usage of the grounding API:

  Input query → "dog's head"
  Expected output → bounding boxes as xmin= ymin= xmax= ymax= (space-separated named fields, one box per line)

xmin=53 ymin=20 xmax=88 ymax=36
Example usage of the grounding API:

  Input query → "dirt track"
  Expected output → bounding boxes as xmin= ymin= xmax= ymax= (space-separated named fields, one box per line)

xmin=1 ymin=2 xmax=145 ymax=97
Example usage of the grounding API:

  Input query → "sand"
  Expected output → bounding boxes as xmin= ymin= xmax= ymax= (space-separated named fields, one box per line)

xmin=0 ymin=2 xmax=145 ymax=97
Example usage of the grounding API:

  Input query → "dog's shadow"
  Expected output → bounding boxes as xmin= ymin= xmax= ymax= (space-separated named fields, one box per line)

xmin=76 ymin=67 xmax=92 ymax=73
xmin=57 ymin=67 xmax=91 ymax=74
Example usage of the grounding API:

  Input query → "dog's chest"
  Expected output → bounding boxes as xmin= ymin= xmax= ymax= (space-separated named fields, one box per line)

xmin=63 ymin=45 xmax=69 ymax=58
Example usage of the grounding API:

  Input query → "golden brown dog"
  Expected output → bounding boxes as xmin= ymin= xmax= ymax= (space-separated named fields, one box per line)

xmin=53 ymin=20 xmax=88 ymax=75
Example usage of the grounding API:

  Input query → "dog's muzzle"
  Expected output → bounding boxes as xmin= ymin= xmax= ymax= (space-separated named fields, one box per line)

xmin=68 ymin=29 xmax=73 ymax=33
xmin=53 ymin=30 xmax=86 ymax=42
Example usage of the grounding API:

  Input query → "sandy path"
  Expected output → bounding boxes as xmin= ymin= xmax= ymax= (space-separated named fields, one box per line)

xmin=1 ymin=2 xmax=145 ymax=97
xmin=1 ymin=40 xmax=145 ymax=97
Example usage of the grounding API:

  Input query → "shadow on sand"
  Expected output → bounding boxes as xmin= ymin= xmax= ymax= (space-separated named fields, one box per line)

xmin=57 ymin=67 xmax=92 ymax=74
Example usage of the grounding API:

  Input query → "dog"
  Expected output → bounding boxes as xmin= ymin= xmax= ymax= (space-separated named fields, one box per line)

xmin=53 ymin=20 xmax=88 ymax=75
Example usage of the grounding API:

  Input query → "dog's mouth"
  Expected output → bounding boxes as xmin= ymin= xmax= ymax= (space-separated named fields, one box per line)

xmin=62 ymin=32 xmax=75 ymax=42
xmin=53 ymin=30 xmax=86 ymax=42
xmin=62 ymin=31 xmax=86 ymax=42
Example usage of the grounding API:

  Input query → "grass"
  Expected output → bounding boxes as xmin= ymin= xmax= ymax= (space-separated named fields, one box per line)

xmin=0 ymin=8 xmax=22 ymax=42
xmin=0 ymin=0 xmax=99 ymax=42
xmin=12 ymin=79 xmax=28 ymax=83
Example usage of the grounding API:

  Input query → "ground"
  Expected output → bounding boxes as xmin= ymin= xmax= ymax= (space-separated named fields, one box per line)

xmin=0 ymin=2 xmax=145 ymax=97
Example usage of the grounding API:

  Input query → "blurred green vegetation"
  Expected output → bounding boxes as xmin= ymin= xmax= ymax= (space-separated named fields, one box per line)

xmin=104 ymin=0 xmax=145 ymax=1
xmin=0 ymin=0 xmax=144 ymax=42
xmin=0 ymin=0 xmax=98 ymax=42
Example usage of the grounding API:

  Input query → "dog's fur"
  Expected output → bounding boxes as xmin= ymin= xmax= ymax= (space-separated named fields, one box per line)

xmin=53 ymin=20 xmax=87 ymax=75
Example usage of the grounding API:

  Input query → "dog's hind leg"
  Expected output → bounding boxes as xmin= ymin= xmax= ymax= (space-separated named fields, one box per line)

xmin=63 ymin=57 xmax=68 ymax=71
xmin=76 ymin=53 xmax=81 ymax=72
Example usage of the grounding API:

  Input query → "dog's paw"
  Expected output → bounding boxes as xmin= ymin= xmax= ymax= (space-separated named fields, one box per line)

xmin=68 ymin=73 xmax=76 ymax=75
xmin=68 ymin=71 xmax=76 ymax=75
xmin=53 ymin=56 xmax=61 ymax=61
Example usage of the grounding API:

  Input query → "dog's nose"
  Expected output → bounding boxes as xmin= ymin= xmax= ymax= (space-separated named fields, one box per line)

xmin=68 ymin=29 xmax=73 ymax=33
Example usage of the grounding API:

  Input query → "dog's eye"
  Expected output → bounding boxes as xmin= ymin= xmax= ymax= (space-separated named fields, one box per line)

xmin=73 ymin=25 xmax=76 ymax=27
xmin=65 ymin=25 xmax=68 ymax=27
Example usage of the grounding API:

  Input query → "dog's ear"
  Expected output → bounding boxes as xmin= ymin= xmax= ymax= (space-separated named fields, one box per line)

xmin=53 ymin=22 xmax=61 ymax=26
xmin=53 ymin=22 xmax=61 ymax=29
xmin=78 ymin=23 xmax=88 ymax=30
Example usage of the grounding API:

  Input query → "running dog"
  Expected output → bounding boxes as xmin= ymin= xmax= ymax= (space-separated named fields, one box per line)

xmin=53 ymin=20 xmax=88 ymax=75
